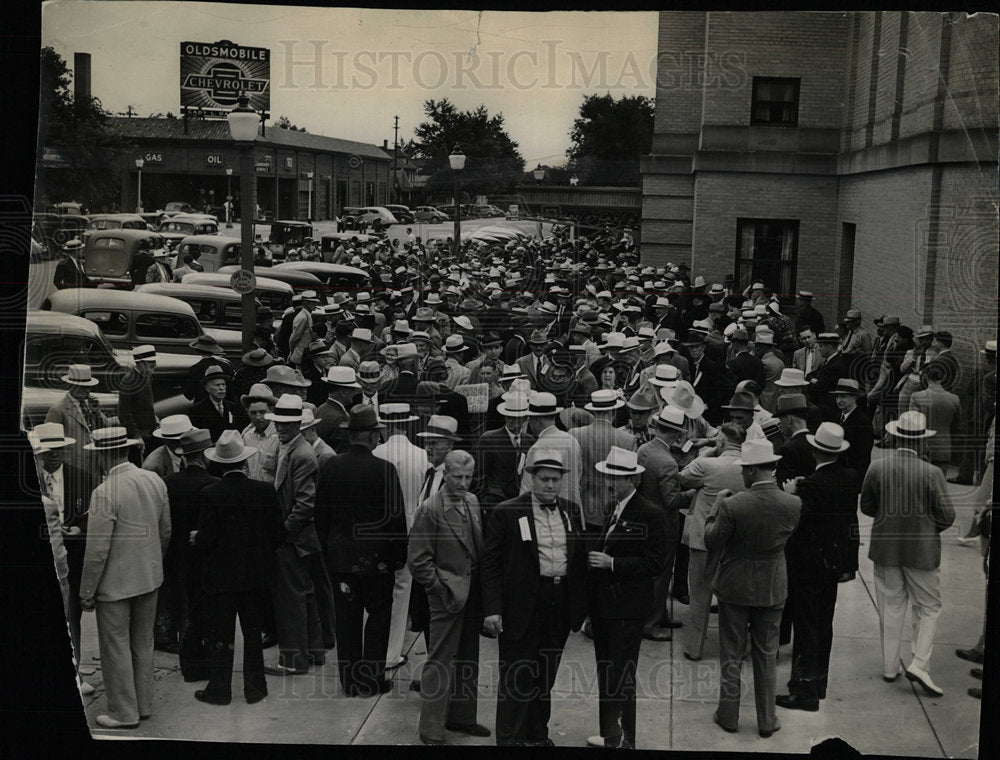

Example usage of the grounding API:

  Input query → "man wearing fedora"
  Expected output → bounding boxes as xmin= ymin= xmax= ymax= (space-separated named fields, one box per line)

xmin=79 ymin=427 xmax=172 ymax=729
xmin=156 ymin=428 xmax=217 ymax=675
xmin=482 ymin=448 xmax=589 ymax=747
xmin=570 ymin=390 xmax=637 ymax=537
xmin=839 ymin=309 xmax=872 ymax=358
xmin=30 ymin=422 xmax=97 ymax=695
xmin=519 ymin=392 xmax=584 ymax=520
xmin=374 ymin=403 xmax=431 ymax=672
xmin=191 ymin=430 xmax=284 ymax=705
xmin=408 ymin=449 xmax=490 ymax=745
xmin=339 ymin=327 xmax=375 ymax=372
xmin=301 ymin=341 xmax=334 ymax=407
xmin=240 ymin=383 xmax=281 ymax=485
xmin=860 ymin=410 xmax=955 ymax=696
xmin=183 ymin=335 xmax=233 ymax=402
xmin=315 ymin=366 xmax=363 ymax=455
xmin=794 ymin=292 xmax=825 ymax=337
xmin=44 ymin=363 xmax=114 ymax=474
xmin=808 ymin=333 xmax=851 ymax=422
xmin=777 ymin=422 xmax=861 ymax=712
xmin=233 ymin=348 xmax=275 ymax=402
xmin=118 ymin=345 xmax=158 ymax=463
xmin=619 ymin=386 xmax=660 ymax=449
xmin=704 ymin=439 xmax=801 ymax=738
xmin=473 ymin=392 xmax=537 ymax=525
xmin=516 ymin=330 xmax=552 ymax=389
xmin=317 ymin=405 xmax=408 ymax=697
xmin=288 ymin=291 xmax=319 ymax=367
xmin=832 ymin=379 xmax=874 ymax=477
xmin=142 ymin=414 xmax=194 ymax=481
xmin=688 ymin=332 xmax=732 ymax=426
xmin=188 ymin=365 xmax=245 ymax=444
xmin=383 ymin=342 xmax=421 ymax=402
xmin=267 ymin=394 xmax=330 ymax=675
xmin=721 ymin=390 xmax=765 ymax=441
xmin=585 ymin=446 xmax=666 ymax=749
xmin=774 ymin=394 xmax=816 ymax=486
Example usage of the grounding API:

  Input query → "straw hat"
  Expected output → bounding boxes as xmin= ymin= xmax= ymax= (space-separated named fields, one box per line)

xmin=60 ymin=364 xmax=99 ymax=387
xmin=83 ymin=426 xmax=140 ymax=451
xmin=153 ymin=414 xmax=194 ymax=440
xmin=27 ymin=422 xmax=76 ymax=450
xmin=595 ymin=445 xmax=645 ymax=476
xmin=266 ymin=394 xmax=305 ymax=422
xmin=806 ymin=422 xmax=850 ymax=453
xmin=524 ymin=448 xmax=569 ymax=474
xmin=205 ymin=429 xmax=257 ymax=463
xmin=885 ymin=410 xmax=936 ymax=439
xmin=584 ymin=389 xmax=625 ymax=412
xmin=416 ymin=415 xmax=461 ymax=440
xmin=734 ymin=440 xmax=782 ymax=466
xmin=660 ymin=381 xmax=706 ymax=419
xmin=497 ymin=392 xmax=531 ymax=417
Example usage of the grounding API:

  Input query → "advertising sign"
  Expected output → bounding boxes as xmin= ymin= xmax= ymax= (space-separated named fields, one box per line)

xmin=180 ymin=40 xmax=270 ymax=115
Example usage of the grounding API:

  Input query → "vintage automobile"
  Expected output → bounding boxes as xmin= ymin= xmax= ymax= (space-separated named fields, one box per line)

xmin=272 ymin=261 xmax=370 ymax=295
xmin=384 ymin=204 xmax=415 ymax=225
xmin=42 ymin=287 xmax=242 ymax=366
xmin=413 ymin=205 xmax=450 ymax=223
xmin=157 ymin=214 xmax=220 ymax=247
xmin=82 ymin=214 xmax=149 ymax=242
xmin=338 ymin=206 xmax=398 ymax=232
xmin=176 ymin=271 xmax=294 ymax=316
xmin=267 ymin=220 xmax=313 ymax=261
xmin=32 ymin=213 xmax=90 ymax=254
xmin=78 ymin=228 xmax=168 ymax=287
xmin=161 ymin=201 xmax=197 ymax=216
xmin=216 ymin=264 xmax=323 ymax=299
xmin=170 ymin=235 xmax=243 ymax=273
xmin=21 ymin=310 xmax=190 ymax=428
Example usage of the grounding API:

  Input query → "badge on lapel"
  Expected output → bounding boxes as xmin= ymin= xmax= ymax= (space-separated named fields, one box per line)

xmin=518 ymin=515 xmax=532 ymax=542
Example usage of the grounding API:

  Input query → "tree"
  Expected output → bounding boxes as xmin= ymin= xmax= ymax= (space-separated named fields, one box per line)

xmin=37 ymin=47 xmax=132 ymax=210
xmin=274 ymin=114 xmax=307 ymax=132
xmin=411 ymin=99 xmax=525 ymax=197
xmin=566 ymin=93 xmax=654 ymax=186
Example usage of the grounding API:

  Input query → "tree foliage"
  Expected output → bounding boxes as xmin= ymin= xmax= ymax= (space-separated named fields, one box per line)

xmin=274 ymin=114 xmax=307 ymax=132
xmin=37 ymin=47 xmax=132 ymax=210
xmin=411 ymin=99 xmax=525 ymax=196
xmin=566 ymin=93 xmax=654 ymax=186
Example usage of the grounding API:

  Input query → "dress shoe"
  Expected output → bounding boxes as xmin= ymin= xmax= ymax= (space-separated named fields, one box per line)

xmin=971 ymin=667 xmax=983 ymax=680
xmin=246 ymin=692 xmax=267 ymax=705
xmin=642 ymin=630 xmax=672 ymax=642
xmin=587 ymin=734 xmax=623 ymax=748
xmin=420 ymin=734 xmax=447 ymax=746
xmin=261 ymin=634 xmax=278 ymax=649
xmin=95 ymin=714 xmax=138 ymax=729
xmin=759 ymin=723 xmax=781 ymax=739
xmin=264 ymin=663 xmax=308 ymax=676
xmin=409 ymin=680 xmax=421 ymax=693
xmin=776 ymin=693 xmax=819 ymax=712
xmin=386 ymin=654 xmax=408 ymax=672
xmin=446 ymin=721 xmax=491 ymax=737
xmin=673 ymin=594 xmax=690 ymax=605
xmin=79 ymin=681 xmax=95 ymax=696
xmin=524 ymin=738 xmax=555 ymax=747
xmin=968 ymin=687 xmax=982 ymax=699
xmin=956 ymin=647 xmax=984 ymax=664
xmin=883 ymin=666 xmax=905 ymax=682
xmin=905 ymin=666 xmax=944 ymax=697
xmin=195 ymin=689 xmax=231 ymax=706
xmin=712 ymin=712 xmax=737 ymax=733
xmin=683 ymin=652 xmax=702 ymax=662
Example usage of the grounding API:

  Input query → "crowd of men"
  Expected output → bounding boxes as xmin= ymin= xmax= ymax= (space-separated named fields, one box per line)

xmin=31 ymin=228 xmax=994 ymax=744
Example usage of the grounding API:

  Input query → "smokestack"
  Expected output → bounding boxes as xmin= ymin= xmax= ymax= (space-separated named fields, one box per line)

xmin=383 ymin=139 xmax=388 ymax=150
xmin=74 ymin=52 xmax=92 ymax=102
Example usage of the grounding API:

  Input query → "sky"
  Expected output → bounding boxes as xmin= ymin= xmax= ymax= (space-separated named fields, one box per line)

xmin=41 ymin=2 xmax=658 ymax=166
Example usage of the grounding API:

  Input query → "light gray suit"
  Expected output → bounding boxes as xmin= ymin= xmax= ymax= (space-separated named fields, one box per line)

xmin=570 ymin=418 xmax=636 ymax=528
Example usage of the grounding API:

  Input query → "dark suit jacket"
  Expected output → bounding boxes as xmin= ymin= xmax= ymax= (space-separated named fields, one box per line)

xmin=46 ymin=462 xmax=96 ymax=585
xmin=795 ymin=304 xmax=825 ymax=336
xmin=117 ymin=368 xmax=156 ymax=439
xmin=588 ymin=490 xmax=667 ymax=620
xmin=183 ymin=356 xmax=235 ymax=402
xmin=473 ymin=427 xmax=536 ymax=509
xmin=704 ymin=481 xmax=801 ymax=607
xmin=383 ymin=370 xmax=419 ymax=402
xmin=728 ymin=350 xmax=766 ymax=389
xmin=839 ymin=405 xmax=874 ymax=476
xmin=163 ymin=465 xmax=219 ymax=575
xmin=481 ymin=493 xmax=588 ymax=641
xmin=194 ymin=472 xmax=284 ymax=593
xmin=317 ymin=444 xmax=408 ymax=575
xmin=692 ymin=357 xmax=733 ymax=426
xmin=776 ymin=430 xmax=816 ymax=485
xmin=787 ymin=462 xmax=862 ymax=581
xmin=188 ymin=397 xmax=245 ymax=443
xmin=807 ymin=352 xmax=850 ymax=421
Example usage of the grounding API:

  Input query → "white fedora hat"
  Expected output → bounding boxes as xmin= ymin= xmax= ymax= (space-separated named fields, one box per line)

xmin=61 ymin=363 xmax=99 ymax=387
xmin=379 ymin=403 xmax=420 ymax=424
xmin=205 ymin=429 xmax=258 ymax=463
xmin=885 ymin=410 xmax=936 ymax=439
xmin=28 ymin=422 xmax=76 ymax=451
xmin=595 ymin=445 xmax=645 ymax=476
xmin=266 ymin=393 xmax=305 ymax=422
xmin=497 ymin=392 xmax=531 ymax=417
xmin=660 ymin=381 xmax=706 ymax=419
xmin=153 ymin=414 xmax=194 ymax=440
xmin=773 ymin=368 xmax=809 ymax=387
xmin=524 ymin=447 xmax=569 ymax=473
xmin=648 ymin=364 xmax=681 ymax=387
xmin=527 ymin=392 xmax=563 ymax=416
xmin=83 ymin=426 xmax=141 ymax=451
xmin=324 ymin=366 xmax=362 ymax=388
xmin=584 ymin=389 xmax=625 ymax=412
xmin=653 ymin=404 xmax=686 ymax=431
xmin=806 ymin=422 xmax=851 ymax=453
xmin=416 ymin=415 xmax=461 ymax=440
xmin=734 ymin=439 xmax=783 ymax=466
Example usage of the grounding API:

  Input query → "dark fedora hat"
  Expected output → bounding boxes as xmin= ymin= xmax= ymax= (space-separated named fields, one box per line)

xmin=340 ymin=404 xmax=386 ymax=431
xmin=189 ymin=334 xmax=224 ymax=355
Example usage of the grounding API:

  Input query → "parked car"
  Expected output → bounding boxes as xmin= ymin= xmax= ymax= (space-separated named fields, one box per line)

xmin=338 ymin=206 xmax=398 ymax=232
xmin=43 ymin=287 xmax=242 ymax=366
xmin=473 ymin=204 xmax=505 ymax=218
xmin=319 ymin=232 xmax=380 ymax=262
xmin=79 ymin=228 xmax=168 ymax=287
xmin=176 ymin=272 xmax=294 ymax=316
xmin=32 ymin=213 xmax=90 ymax=254
xmin=82 ymin=214 xmax=149 ymax=242
xmin=171 ymin=235 xmax=242 ymax=272
xmin=45 ymin=202 xmax=86 ymax=216
xmin=216 ymin=264 xmax=323 ymax=299
xmin=272 ymin=261 xmax=370 ymax=294
xmin=162 ymin=201 xmax=197 ymax=216
xmin=157 ymin=214 xmax=220 ymax=247
xmin=21 ymin=309 xmax=191 ymax=427
xmin=384 ymin=204 xmax=415 ymax=225
xmin=267 ymin=220 xmax=313 ymax=261
xmin=413 ymin=206 xmax=450 ymax=223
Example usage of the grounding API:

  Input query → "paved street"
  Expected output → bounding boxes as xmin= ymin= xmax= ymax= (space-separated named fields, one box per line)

xmin=74 ymin=460 xmax=987 ymax=755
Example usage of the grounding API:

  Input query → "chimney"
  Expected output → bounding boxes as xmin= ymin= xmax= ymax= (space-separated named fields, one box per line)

xmin=383 ymin=139 xmax=388 ymax=150
xmin=74 ymin=53 xmax=92 ymax=102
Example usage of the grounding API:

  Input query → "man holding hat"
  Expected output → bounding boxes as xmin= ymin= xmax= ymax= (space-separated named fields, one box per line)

xmin=860 ymin=411 xmax=955 ymax=696
xmin=585 ymin=447 xmax=666 ymax=750
xmin=188 ymin=365 xmax=244 ymax=443
xmin=118 ymin=345 xmax=158 ymax=461
xmin=482 ymin=448 xmax=589 ymax=747
xmin=704 ymin=439 xmax=801 ymax=738
xmin=191 ymin=430 xmax=284 ymax=706
xmin=317 ymin=405 xmax=408 ymax=697
xmin=80 ymin=427 xmax=172 ymax=729
xmin=777 ymin=422 xmax=861 ymax=711
xmin=44 ymin=363 xmax=114 ymax=474
xmin=241 ymin=384 xmax=281 ymax=485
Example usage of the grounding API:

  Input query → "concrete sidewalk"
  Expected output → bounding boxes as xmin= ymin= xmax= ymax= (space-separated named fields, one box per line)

xmin=78 ymin=478 xmax=987 ymax=755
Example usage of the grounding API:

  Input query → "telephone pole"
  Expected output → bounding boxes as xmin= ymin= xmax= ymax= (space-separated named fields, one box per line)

xmin=392 ymin=115 xmax=399 ymax=204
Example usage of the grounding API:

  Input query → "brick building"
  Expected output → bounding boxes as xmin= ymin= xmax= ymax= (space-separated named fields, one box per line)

xmin=641 ymin=11 xmax=998 ymax=371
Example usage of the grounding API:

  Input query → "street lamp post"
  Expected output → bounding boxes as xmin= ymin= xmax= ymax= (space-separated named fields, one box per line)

xmin=533 ymin=163 xmax=545 ymax=184
xmin=135 ymin=158 xmax=144 ymax=213
xmin=225 ymin=167 xmax=233 ymax=228
xmin=228 ymin=93 xmax=260 ymax=353
xmin=306 ymin=171 xmax=314 ymax=221
xmin=448 ymin=145 xmax=465 ymax=260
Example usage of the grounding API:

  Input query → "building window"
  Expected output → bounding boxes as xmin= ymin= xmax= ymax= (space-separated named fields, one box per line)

xmin=751 ymin=77 xmax=800 ymax=126
xmin=735 ymin=218 xmax=799 ymax=303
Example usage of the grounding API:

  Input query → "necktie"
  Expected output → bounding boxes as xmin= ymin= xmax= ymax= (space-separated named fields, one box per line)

xmin=805 ymin=350 xmax=814 ymax=375
xmin=420 ymin=468 xmax=434 ymax=503
xmin=535 ymin=356 xmax=542 ymax=378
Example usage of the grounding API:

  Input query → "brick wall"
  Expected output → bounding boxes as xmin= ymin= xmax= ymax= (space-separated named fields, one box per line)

xmin=899 ymin=12 xmax=943 ymax=140
xmin=942 ymin=13 xmax=1000 ymax=132
xmin=654 ymin=12 xmax=708 ymax=135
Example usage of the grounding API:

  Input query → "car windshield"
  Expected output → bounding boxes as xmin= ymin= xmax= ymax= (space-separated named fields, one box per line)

xmin=160 ymin=221 xmax=195 ymax=233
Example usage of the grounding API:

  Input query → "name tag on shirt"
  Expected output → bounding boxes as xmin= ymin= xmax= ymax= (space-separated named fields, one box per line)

xmin=518 ymin=515 xmax=532 ymax=542
xmin=693 ymin=371 xmax=702 ymax=386
xmin=681 ymin=440 xmax=693 ymax=453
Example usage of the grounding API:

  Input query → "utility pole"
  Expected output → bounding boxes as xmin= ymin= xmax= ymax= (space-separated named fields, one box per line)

xmin=392 ymin=115 xmax=399 ymax=204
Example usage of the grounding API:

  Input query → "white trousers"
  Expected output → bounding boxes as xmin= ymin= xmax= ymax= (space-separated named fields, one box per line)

xmin=385 ymin=564 xmax=413 ymax=666
xmin=873 ymin=563 xmax=942 ymax=675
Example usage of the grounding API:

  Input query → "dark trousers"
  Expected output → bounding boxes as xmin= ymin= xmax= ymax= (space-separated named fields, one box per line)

xmin=716 ymin=600 xmax=783 ymax=734
xmin=203 ymin=590 xmax=267 ymax=703
xmin=65 ymin=536 xmax=85 ymax=671
xmin=419 ymin=576 xmax=483 ymax=741
xmin=645 ymin=513 xmax=679 ymax=632
xmin=672 ymin=514 xmax=689 ymax=599
xmin=154 ymin=549 xmax=182 ymax=648
xmin=179 ymin=578 xmax=211 ymax=680
xmin=304 ymin=552 xmax=337 ymax=650
xmin=274 ymin=544 xmax=323 ymax=671
xmin=958 ymin=431 xmax=985 ymax=482
xmin=593 ymin=617 xmax=644 ymax=746
xmin=495 ymin=580 xmax=571 ymax=746
xmin=787 ymin=579 xmax=838 ymax=701
xmin=331 ymin=571 xmax=395 ymax=695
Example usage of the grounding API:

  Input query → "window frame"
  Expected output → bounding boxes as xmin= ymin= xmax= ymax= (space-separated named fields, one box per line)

xmin=734 ymin=217 xmax=800 ymax=306
xmin=750 ymin=76 xmax=801 ymax=127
